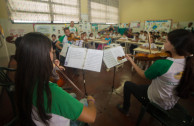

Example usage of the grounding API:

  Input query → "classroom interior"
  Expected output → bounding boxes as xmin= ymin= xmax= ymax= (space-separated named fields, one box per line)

xmin=0 ymin=0 xmax=194 ymax=126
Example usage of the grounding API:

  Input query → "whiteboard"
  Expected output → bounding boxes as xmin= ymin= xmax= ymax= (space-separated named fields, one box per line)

xmin=144 ymin=20 xmax=172 ymax=32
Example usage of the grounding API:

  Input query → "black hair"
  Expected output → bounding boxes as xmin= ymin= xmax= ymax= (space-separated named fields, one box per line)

xmin=15 ymin=32 xmax=53 ymax=125
xmin=15 ymin=37 xmax=23 ymax=49
xmin=51 ymin=34 xmax=56 ymax=38
xmin=168 ymin=29 xmax=194 ymax=98
xmin=63 ymin=27 xmax=69 ymax=32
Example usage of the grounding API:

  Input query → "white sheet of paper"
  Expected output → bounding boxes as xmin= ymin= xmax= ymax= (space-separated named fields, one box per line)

xmin=111 ymin=46 xmax=127 ymax=64
xmin=103 ymin=49 xmax=118 ymax=69
xmin=83 ymin=49 xmax=103 ymax=72
xmin=60 ymin=43 xmax=70 ymax=57
xmin=65 ymin=47 xmax=87 ymax=69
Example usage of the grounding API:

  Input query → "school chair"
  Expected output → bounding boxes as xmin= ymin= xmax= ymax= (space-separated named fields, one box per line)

xmin=0 ymin=67 xmax=18 ymax=126
xmin=136 ymin=101 xmax=194 ymax=126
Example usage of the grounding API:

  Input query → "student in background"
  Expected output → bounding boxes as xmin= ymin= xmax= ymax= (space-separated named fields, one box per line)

xmin=119 ymin=33 xmax=128 ymax=41
xmin=15 ymin=32 xmax=96 ymax=126
xmin=109 ymin=30 xmax=114 ymax=38
xmin=117 ymin=29 xmax=194 ymax=117
xmin=83 ymin=32 xmax=88 ymax=42
xmin=69 ymin=21 xmax=78 ymax=35
xmin=140 ymin=31 xmax=148 ymax=41
xmin=51 ymin=34 xmax=57 ymax=52
xmin=161 ymin=32 xmax=167 ymax=40
xmin=109 ymin=24 xmax=114 ymax=31
xmin=89 ymin=33 xmax=95 ymax=40
xmin=126 ymin=28 xmax=133 ymax=38
xmin=105 ymin=34 xmax=112 ymax=45
xmin=97 ymin=34 xmax=111 ymax=50
xmin=139 ymin=30 xmax=144 ymax=40
xmin=130 ymin=33 xmax=140 ymax=54
xmin=55 ymin=27 xmax=71 ymax=65
xmin=184 ymin=22 xmax=194 ymax=33
xmin=96 ymin=32 xmax=101 ymax=39
xmin=140 ymin=36 xmax=157 ymax=50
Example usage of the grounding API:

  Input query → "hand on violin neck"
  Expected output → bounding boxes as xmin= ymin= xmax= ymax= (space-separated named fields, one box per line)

xmin=54 ymin=59 xmax=60 ymax=66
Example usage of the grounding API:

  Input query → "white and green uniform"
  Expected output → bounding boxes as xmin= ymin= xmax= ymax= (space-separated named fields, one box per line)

xmin=68 ymin=26 xmax=77 ymax=34
xmin=145 ymin=57 xmax=185 ymax=110
xmin=32 ymin=82 xmax=83 ymax=126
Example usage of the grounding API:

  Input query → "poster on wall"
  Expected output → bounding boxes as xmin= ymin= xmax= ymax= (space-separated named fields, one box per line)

xmin=171 ymin=22 xmax=179 ymax=30
xmin=144 ymin=20 xmax=172 ymax=32
xmin=130 ymin=21 xmax=140 ymax=28
xmin=91 ymin=24 xmax=98 ymax=33
xmin=34 ymin=25 xmax=51 ymax=38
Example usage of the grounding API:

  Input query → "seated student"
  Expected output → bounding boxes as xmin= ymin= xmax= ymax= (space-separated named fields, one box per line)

xmin=119 ymin=34 xmax=128 ymax=41
xmin=130 ymin=33 xmax=140 ymax=54
xmin=89 ymin=33 xmax=95 ymax=40
xmin=154 ymin=31 xmax=160 ymax=38
xmin=161 ymin=31 xmax=167 ymax=41
xmin=117 ymin=29 xmax=194 ymax=116
xmin=109 ymin=30 xmax=114 ymax=38
xmin=126 ymin=28 xmax=133 ymax=38
xmin=140 ymin=36 xmax=157 ymax=50
xmin=96 ymin=32 xmax=101 ymax=39
xmin=97 ymin=34 xmax=111 ymax=50
xmin=15 ymin=32 xmax=96 ymax=126
xmin=139 ymin=31 xmax=148 ymax=41
xmin=83 ymin=32 xmax=88 ymax=42
xmin=131 ymin=32 xmax=140 ymax=42
xmin=139 ymin=30 xmax=144 ymax=40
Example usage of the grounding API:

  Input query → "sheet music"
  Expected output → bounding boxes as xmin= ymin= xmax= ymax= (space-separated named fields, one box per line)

xmin=111 ymin=46 xmax=127 ymax=63
xmin=65 ymin=47 xmax=87 ymax=69
xmin=103 ymin=46 xmax=127 ymax=69
xmin=103 ymin=49 xmax=118 ymax=69
xmin=83 ymin=49 xmax=103 ymax=72
xmin=60 ymin=43 xmax=70 ymax=57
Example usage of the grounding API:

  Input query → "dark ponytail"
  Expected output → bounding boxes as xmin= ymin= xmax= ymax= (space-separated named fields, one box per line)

xmin=15 ymin=32 xmax=53 ymax=125
xmin=168 ymin=29 xmax=194 ymax=98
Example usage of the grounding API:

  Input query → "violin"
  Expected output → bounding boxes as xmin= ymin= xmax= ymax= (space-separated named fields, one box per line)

xmin=133 ymin=52 xmax=171 ymax=61
xmin=117 ymin=52 xmax=171 ymax=61
xmin=68 ymin=33 xmax=80 ymax=41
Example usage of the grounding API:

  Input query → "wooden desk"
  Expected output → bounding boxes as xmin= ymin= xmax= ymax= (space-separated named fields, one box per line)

xmin=133 ymin=47 xmax=161 ymax=54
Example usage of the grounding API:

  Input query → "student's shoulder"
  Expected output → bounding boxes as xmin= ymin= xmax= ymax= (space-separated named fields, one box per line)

xmin=153 ymin=59 xmax=173 ymax=67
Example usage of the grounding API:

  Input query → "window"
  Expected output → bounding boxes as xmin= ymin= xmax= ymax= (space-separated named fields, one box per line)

xmin=89 ymin=0 xmax=119 ymax=24
xmin=7 ymin=0 xmax=80 ymax=23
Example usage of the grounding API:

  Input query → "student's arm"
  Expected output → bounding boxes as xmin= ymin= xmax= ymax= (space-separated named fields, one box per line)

xmin=77 ymin=96 xmax=96 ymax=123
xmin=55 ymin=41 xmax=62 ymax=50
xmin=125 ymin=54 xmax=147 ymax=79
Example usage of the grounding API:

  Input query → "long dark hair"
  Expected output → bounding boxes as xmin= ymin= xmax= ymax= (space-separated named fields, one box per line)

xmin=15 ymin=32 xmax=53 ymax=125
xmin=167 ymin=29 xmax=194 ymax=98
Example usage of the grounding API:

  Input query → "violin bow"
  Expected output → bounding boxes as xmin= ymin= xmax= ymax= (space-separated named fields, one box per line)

xmin=54 ymin=63 xmax=85 ymax=97
xmin=147 ymin=31 xmax=152 ymax=54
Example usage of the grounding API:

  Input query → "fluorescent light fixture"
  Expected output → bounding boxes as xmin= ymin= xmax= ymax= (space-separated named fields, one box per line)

xmin=13 ymin=20 xmax=51 ymax=23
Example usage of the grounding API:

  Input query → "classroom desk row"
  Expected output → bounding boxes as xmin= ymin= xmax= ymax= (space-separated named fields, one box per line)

xmin=115 ymin=40 xmax=164 ymax=53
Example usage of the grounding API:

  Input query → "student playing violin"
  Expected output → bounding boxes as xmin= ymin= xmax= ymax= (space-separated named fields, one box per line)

xmin=117 ymin=29 xmax=194 ymax=116
xmin=15 ymin=32 xmax=96 ymax=125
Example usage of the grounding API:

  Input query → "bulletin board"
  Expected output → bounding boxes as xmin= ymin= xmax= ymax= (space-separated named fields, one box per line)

xmin=34 ymin=24 xmax=80 ymax=39
xmin=144 ymin=20 xmax=172 ymax=32
xmin=130 ymin=21 xmax=140 ymax=28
